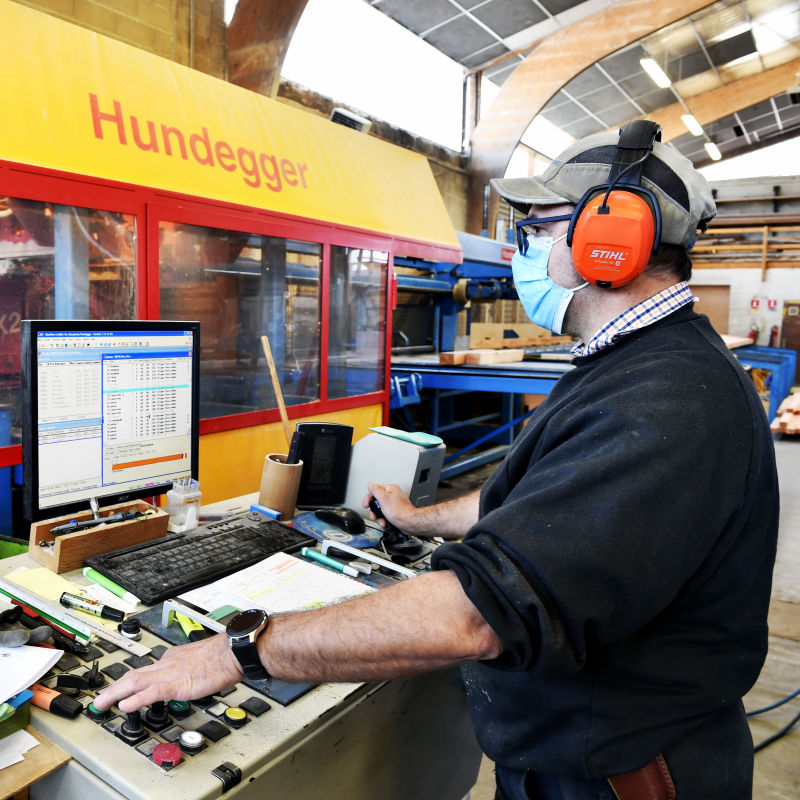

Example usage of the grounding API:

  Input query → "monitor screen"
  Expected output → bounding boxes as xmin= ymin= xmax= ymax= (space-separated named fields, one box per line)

xmin=22 ymin=320 xmax=200 ymax=521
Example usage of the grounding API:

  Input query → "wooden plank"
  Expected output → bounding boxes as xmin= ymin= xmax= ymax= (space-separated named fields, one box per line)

xmin=472 ymin=336 xmax=571 ymax=349
xmin=439 ymin=351 xmax=469 ymax=365
xmin=0 ymin=726 xmax=70 ymax=799
xmin=465 ymin=349 xmax=525 ymax=365
xmin=720 ymin=334 xmax=753 ymax=349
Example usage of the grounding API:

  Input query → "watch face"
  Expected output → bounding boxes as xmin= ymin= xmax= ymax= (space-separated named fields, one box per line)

xmin=228 ymin=609 xmax=265 ymax=635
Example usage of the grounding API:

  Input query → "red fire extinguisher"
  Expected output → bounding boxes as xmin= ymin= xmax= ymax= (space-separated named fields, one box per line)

xmin=768 ymin=324 xmax=778 ymax=348
xmin=747 ymin=323 xmax=759 ymax=343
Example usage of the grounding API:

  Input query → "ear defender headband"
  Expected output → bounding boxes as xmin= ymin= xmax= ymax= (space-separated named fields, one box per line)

xmin=566 ymin=120 xmax=663 ymax=288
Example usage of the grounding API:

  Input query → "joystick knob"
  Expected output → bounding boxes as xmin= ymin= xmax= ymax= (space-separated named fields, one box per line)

xmin=116 ymin=710 xmax=148 ymax=745
xmin=145 ymin=700 xmax=170 ymax=730
xmin=85 ymin=661 xmax=106 ymax=689
xmin=122 ymin=710 xmax=144 ymax=735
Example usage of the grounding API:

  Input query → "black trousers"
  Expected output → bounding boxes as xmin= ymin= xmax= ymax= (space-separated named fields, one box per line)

xmin=494 ymin=703 xmax=754 ymax=800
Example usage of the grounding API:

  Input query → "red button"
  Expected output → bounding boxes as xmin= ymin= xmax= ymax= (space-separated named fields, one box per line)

xmin=152 ymin=742 xmax=182 ymax=768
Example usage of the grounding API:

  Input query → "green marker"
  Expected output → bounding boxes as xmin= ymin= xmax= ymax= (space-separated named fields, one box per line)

xmin=301 ymin=547 xmax=359 ymax=577
xmin=82 ymin=567 xmax=141 ymax=606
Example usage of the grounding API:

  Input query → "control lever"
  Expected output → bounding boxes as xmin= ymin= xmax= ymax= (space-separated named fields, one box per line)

xmin=368 ymin=498 xmax=424 ymax=559
xmin=116 ymin=710 xmax=148 ymax=745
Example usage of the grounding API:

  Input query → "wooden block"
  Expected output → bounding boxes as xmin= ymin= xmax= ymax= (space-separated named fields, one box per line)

xmin=439 ymin=350 xmax=469 ymax=365
xmin=465 ymin=348 xmax=525 ymax=365
xmin=28 ymin=499 xmax=169 ymax=573
xmin=720 ymin=334 xmax=753 ymax=349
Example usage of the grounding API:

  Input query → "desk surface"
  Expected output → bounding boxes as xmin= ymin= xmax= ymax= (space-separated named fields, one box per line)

xmin=1 ymin=550 xmax=482 ymax=800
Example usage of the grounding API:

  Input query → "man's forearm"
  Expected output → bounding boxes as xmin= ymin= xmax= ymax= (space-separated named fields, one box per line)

xmin=259 ymin=569 xmax=501 ymax=683
xmin=403 ymin=490 xmax=481 ymax=539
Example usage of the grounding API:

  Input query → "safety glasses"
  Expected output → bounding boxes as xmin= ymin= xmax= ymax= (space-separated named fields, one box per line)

xmin=515 ymin=213 xmax=573 ymax=254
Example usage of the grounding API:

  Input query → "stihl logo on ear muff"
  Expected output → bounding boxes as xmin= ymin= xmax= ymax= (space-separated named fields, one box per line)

xmin=566 ymin=121 xmax=663 ymax=289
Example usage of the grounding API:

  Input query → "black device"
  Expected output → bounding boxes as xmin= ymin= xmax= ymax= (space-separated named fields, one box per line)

xmin=21 ymin=319 xmax=201 ymax=522
xmin=291 ymin=422 xmax=353 ymax=508
xmin=85 ymin=513 xmax=314 ymax=604
xmin=368 ymin=497 xmax=425 ymax=559
xmin=314 ymin=507 xmax=365 ymax=535
xmin=226 ymin=609 xmax=270 ymax=681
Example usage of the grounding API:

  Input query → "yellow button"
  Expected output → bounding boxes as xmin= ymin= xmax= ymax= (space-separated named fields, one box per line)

xmin=224 ymin=707 xmax=247 ymax=727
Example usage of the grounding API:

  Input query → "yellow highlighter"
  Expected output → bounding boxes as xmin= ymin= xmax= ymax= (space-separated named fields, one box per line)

xmin=174 ymin=612 xmax=210 ymax=642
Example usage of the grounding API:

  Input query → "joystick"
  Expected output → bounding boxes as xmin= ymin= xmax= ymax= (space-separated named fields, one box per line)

xmin=145 ymin=700 xmax=171 ymax=731
xmin=116 ymin=710 xmax=148 ymax=745
xmin=369 ymin=497 xmax=424 ymax=559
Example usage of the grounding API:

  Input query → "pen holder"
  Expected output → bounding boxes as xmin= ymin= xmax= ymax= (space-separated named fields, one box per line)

xmin=258 ymin=454 xmax=303 ymax=521
xmin=28 ymin=500 xmax=169 ymax=573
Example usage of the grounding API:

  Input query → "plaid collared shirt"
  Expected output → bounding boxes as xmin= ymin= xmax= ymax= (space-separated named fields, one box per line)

xmin=571 ymin=282 xmax=696 ymax=358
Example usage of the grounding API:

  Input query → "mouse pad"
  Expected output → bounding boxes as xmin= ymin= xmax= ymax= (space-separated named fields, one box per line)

xmin=290 ymin=511 xmax=383 ymax=549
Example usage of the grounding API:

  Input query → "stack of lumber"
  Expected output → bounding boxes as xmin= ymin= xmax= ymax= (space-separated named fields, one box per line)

xmin=470 ymin=334 xmax=571 ymax=349
xmin=771 ymin=393 xmax=800 ymax=434
xmin=469 ymin=322 xmax=571 ymax=350
xmin=440 ymin=349 xmax=525 ymax=365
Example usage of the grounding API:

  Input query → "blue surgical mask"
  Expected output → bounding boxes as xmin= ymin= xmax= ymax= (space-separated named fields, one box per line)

xmin=511 ymin=233 xmax=587 ymax=335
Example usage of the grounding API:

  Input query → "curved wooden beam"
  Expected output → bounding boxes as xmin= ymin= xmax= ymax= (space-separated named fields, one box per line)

xmin=227 ymin=0 xmax=309 ymax=97
xmin=647 ymin=59 xmax=800 ymax=142
xmin=467 ymin=0 xmax=718 ymax=233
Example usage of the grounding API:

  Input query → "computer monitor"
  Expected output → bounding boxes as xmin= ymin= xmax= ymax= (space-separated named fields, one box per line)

xmin=21 ymin=320 xmax=200 ymax=521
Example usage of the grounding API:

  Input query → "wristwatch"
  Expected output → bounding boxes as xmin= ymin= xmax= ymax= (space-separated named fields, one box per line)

xmin=225 ymin=609 xmax=269 ymax=681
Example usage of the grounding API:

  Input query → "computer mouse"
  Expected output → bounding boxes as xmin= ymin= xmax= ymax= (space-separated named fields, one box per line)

xmin=314 ymin=507 xmax=366 ymax=535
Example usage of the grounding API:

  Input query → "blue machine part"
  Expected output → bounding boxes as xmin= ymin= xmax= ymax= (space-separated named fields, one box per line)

xmin=389 ymin=373 xmax=423 ymax=410
xmin=732 ymin=345 xmax=797 ymax=421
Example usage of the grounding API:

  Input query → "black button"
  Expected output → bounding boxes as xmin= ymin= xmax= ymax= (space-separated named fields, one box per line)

xmin=101 ymin=662 xmax=130 ymax=681
xmin=80 ymin=646 xmax=104 ymax=662
xmin=150 ymin=645 xmax=168 ymax=660
xmin=96 ymin=639 xmax=119 ymax=653
xmin=55 ymin=654 xmax=81 ymax=671
xmin=195 ymin=720 xmax=230 ymax=742
xmin=124 ymin=654 xmax=154 ymax=669
xmin=239 ymin=696 xmax=270 ymax=716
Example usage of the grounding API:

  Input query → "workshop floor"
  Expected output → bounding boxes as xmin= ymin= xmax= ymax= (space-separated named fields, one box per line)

xmin=450 ymin=436 xmax=800 ymax=800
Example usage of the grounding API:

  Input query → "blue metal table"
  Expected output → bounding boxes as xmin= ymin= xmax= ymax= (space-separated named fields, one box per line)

xmin=391 ymin=354 xmax=572 ymax=477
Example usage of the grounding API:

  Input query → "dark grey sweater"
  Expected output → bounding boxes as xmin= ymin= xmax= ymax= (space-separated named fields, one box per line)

xmin=432 ymin=305 xmax=779 ymax=777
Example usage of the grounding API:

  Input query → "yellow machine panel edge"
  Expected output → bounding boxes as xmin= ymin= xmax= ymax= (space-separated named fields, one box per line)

xmin=0 ymin=1 xmax=460 ymax=254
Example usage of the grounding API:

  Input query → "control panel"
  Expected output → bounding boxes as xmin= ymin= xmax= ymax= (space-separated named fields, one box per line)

xmin=25 ymin=614 xmax=481 ymax=800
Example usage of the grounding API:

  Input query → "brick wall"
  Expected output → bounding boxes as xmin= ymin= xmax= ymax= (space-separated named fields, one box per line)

xmin=11 ymin=0 xmax=226 ymax=78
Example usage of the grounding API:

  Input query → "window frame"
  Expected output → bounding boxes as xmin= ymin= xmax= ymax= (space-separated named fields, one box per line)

xmin=0 ymin=160 xmax=397 ymax=466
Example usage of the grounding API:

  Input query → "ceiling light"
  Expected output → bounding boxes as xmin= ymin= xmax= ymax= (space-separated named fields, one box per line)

xmin=681 ymin=114 xmax=704 ymax=136
xmin=640 ymin=57 xmax=671 ymax=89
xmin=704 ymin=142 xmax=722 ymax=161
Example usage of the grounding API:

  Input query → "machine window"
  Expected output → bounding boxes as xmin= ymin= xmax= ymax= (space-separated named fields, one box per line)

xmin=158 ymin=221 xmax=321 ymax=419
xmin=327 ymin=246 xmax=387 ymax=399
xmin=0 ymin=195 xmax=136 ymax=447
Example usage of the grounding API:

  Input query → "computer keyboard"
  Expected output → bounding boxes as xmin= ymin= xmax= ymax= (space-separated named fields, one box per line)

xmin=85 ymin=513 xmax=315 ymax=605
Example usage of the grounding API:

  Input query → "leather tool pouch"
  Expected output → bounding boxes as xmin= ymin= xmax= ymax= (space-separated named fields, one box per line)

xmin=607 ymin=753 xmax=676 ymax=800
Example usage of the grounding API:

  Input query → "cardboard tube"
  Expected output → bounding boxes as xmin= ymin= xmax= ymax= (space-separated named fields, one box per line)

xmin=258 ymin=454 xmax=303 ymax=521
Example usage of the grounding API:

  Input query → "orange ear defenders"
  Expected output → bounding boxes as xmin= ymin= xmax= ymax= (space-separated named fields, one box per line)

xmin=566 ymin=121 xmax=663 ymax=289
